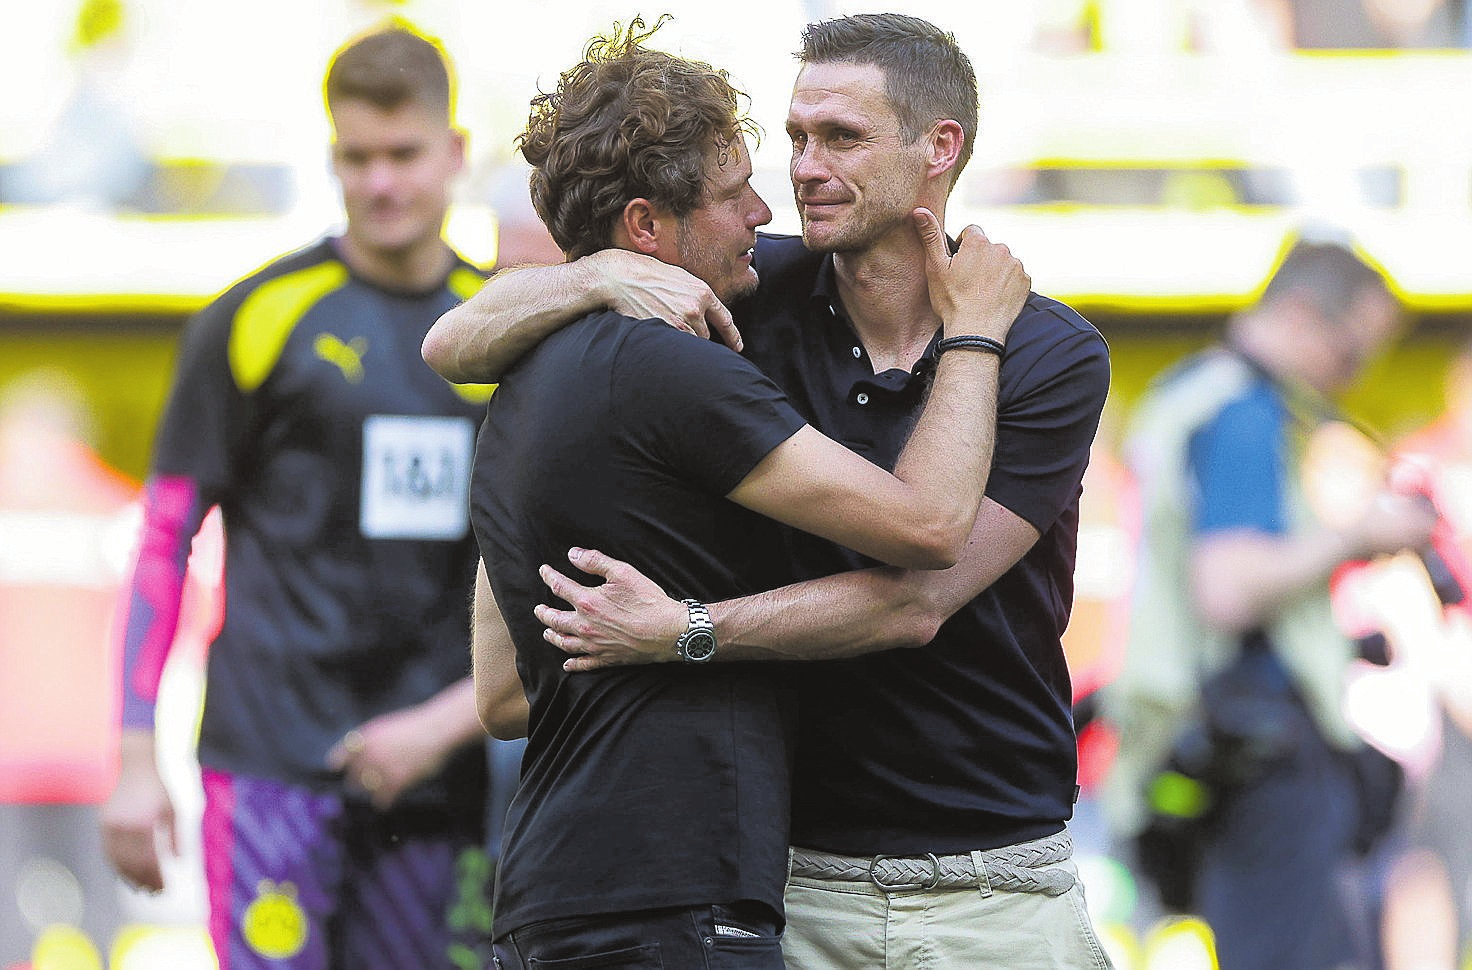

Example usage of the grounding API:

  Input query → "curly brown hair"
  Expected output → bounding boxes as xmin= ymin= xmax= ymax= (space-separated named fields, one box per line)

xmin=518 ymin=16 xmax=758 ymax=259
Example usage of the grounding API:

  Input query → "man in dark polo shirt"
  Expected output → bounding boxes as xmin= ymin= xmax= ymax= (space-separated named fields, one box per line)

xmin=461 ymin=18 xmax=1031 ymax=970
xmin=426 ymin=13 xmax=1112 ymax=970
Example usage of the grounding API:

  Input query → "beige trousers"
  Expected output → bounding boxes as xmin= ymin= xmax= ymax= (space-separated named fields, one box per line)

xmin=781 ymin=857 xmax=1113 ymax=970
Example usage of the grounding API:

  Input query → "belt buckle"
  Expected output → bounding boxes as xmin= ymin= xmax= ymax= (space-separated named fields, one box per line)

xmin=868 ymin=852 xmax=941 ymax=892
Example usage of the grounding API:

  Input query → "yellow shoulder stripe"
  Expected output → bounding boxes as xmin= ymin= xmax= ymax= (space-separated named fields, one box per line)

xmin=452 ymin=382 xmax=497 ymax=404
xmin=228 ymin=261 xmax=350 ymax=392
xmin=447 ymin=266 xmax=496 ymax=402
xmin=449 ymin=267 xmax=485 ymax=302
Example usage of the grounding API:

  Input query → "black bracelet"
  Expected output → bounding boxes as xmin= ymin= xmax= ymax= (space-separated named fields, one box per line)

xmin=936 ymin=334 xmax=1005 ymax=357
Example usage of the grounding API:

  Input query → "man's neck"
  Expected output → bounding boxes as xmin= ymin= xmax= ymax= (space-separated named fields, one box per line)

xmin=339 ymin=232 xmax=456 ymax=292
xmin=833 ymin=231 xmax=939 ymax=374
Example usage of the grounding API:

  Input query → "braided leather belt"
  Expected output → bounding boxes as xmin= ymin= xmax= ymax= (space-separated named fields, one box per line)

xmin=788 ymin=830 xmax=1076 ymax=897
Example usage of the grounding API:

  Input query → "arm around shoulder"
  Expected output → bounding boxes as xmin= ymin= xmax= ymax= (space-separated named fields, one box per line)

xmin=421 ymin=250 xmax=738 ymax=383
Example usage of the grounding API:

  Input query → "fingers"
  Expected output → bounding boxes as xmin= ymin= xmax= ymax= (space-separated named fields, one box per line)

xmin=707 ymin=302 xmax=743 ymax=353
xmin=324 ymin=737 xmax=349 ymax=771
xmin=540 ymin=548 xmax=618 ymax=602
xmin=563 ymin=655 xmax=611 ymax=673
xmin=326 ymin=727 xmax=367 ymax=773
xmin=911 ymin=207 xmax=948 ymax=269
xmin=535 ymin=604 xmax=581 ymax=652
xmin=565 ymin=546 xmax=616 ymax=578
xmin=107 ymin=830 xmax=166 ymax=893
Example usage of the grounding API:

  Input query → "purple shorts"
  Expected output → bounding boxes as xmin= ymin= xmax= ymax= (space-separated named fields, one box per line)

xmin=201 ymin=768 xmax=492 ymax=969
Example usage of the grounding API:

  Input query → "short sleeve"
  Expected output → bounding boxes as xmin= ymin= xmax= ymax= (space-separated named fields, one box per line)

xmin=1186 ymin=385 xmax=1289 ymax=536
xmin=609 ymin=322 xmax=806 ymax=496
xmin=150 ymin=297 xmax=256 ymax=504
xmin=985 ymin=304 xmax=1111 ymax=533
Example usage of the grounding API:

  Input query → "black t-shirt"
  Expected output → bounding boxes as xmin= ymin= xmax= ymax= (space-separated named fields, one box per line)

xmin=737 ymin=234 xmax=1111 ymax=854
xmin=149 ymin=237 xmax=494 ymax=822
xmin=470 ymin=312 xmax=806 ymax=938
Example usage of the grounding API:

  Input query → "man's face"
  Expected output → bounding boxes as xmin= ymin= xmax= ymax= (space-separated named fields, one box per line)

xmin=330 ymin=99 xmax=464 ymax=261
xmin=1300 ymin=286 xmax=1403 ymax=393
xmin=786 ymin=61 xmax=929 ymax=254
xmin=668 ymin=136 xmax=772 ymax=304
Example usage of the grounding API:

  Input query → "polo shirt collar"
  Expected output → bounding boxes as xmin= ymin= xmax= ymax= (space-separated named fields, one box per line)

xmin=808 ymin=252 xmax=945 ymax=386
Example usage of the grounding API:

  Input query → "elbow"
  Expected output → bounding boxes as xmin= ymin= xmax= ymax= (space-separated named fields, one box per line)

xmin=896 ymin=516 xmax=971 ymax=571
xmin=1194 ymin=599 xmax=1264 ymax=637
xmin=868 ymin=570 xmax=949 ymax=648
xmin=421 ymin=313 xmax=464 ymax=382
xmin=477 ymin=699 xmax=528 ymax=741
xmin=886 ymin=610 xmax=945 ymax=648
xmin=485 ymin=720 xmax=527 ymax=743
xmin=1189 ymin=543 xmax=1273 ymax=635
xmin=1189 ymin=575 xmax=1265 ymax=636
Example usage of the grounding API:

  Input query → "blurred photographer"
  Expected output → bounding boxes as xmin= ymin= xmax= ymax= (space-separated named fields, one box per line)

xmin=1101 ymin=237 xmax=1436 ymax=970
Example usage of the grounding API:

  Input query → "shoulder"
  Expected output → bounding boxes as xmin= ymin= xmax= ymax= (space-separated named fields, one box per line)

xmin=191 ymin=238 xmax=347 ymax=392
xmin=1206 ymin=376 xmax=1286 ymax=432
xmin=752 ymin=233 xmax=823 ymax=291
xmin=609 ymin=311 xmax=760 ymax=373
xmin=532 ymin=309 xmax=748 ymax=372
xmin=1001 ymin=292 xmax=1110 ymax=397
xmin=1012 ymin=292 xmax=1107 ymax=358
xmin=209 ymin=238 xmax=342 ymax=313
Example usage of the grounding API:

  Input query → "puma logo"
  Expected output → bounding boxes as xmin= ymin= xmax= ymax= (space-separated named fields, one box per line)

xmin=314 ymin=333 xmax=367 ymax=383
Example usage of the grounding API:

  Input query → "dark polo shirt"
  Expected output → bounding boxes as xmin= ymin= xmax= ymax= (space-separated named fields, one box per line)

xmin=736 ymin=233 xmax=1111 ymax=855
xmin=470 ymin=311 xmax=806 ymax=938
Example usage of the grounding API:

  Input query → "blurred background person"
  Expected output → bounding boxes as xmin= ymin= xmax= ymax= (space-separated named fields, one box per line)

xmin=98 ymin=23 xmax=496 ymax=969
xmin=1101 ymin=237 xmax=1438 ymax=970
xmin=1269 ymin=0 xmax=1467 ymax=48
xmin=1377 ymin=342 xmax=1472 ymax=970
xmin=0 ymin=371 xmax=139 ymax=965
xmin=0 ymin=0 xmax=150 ymax=211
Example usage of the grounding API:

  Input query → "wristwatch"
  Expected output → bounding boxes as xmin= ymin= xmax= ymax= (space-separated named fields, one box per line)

xmin=675 ymin=598 xmax=717 ymax=663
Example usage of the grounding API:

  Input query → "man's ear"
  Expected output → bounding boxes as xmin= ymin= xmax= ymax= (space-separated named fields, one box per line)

xmin=620 ymin=198 xmax=665 ymax=255
xmin=448 ymin=126 xmax=468 ymax=175
xmin=925 ymin=120 xmax=964 ymax=180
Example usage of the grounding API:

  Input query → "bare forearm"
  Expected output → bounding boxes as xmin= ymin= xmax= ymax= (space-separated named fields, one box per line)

xmin=713 ymin=500 xmax=1032 ymax=661
xmin=1190 ymin=528 xmax=1352 ymax=633
xmin=889 ymin=350 xmax=1000 ymax=560
xmin=710 ymin=567 xmax=942 ymax=661
xmin=415 ymin=677 xmax=487 ymax=752
xmin=545 ymin=501 xmax=1036 ymax=671
xmin=472 ymin=559 xmax=531 ymax=739
xmin=422 ymin=261 xmax=602 ymax=383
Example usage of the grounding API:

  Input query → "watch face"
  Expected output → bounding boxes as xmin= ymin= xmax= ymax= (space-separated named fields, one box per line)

xmin=680 ymin=630 xmax=717 ymax=662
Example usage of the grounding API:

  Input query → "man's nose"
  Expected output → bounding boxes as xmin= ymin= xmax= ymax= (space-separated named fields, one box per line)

xmin=365 ymin=158 xmax=398 ymax=194
xmin=791 ymin=143 xmax=829 ymax=184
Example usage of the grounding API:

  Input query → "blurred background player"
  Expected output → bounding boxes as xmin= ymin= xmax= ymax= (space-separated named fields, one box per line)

xmin=99 ymin=23 xmax=495 ymax=969
xmin=1103 ymin=238 xmax=1438 ymax=970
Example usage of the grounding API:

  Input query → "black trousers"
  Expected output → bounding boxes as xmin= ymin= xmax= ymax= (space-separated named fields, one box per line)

xmin=493 ymin=901 xmax=783 ymax=970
